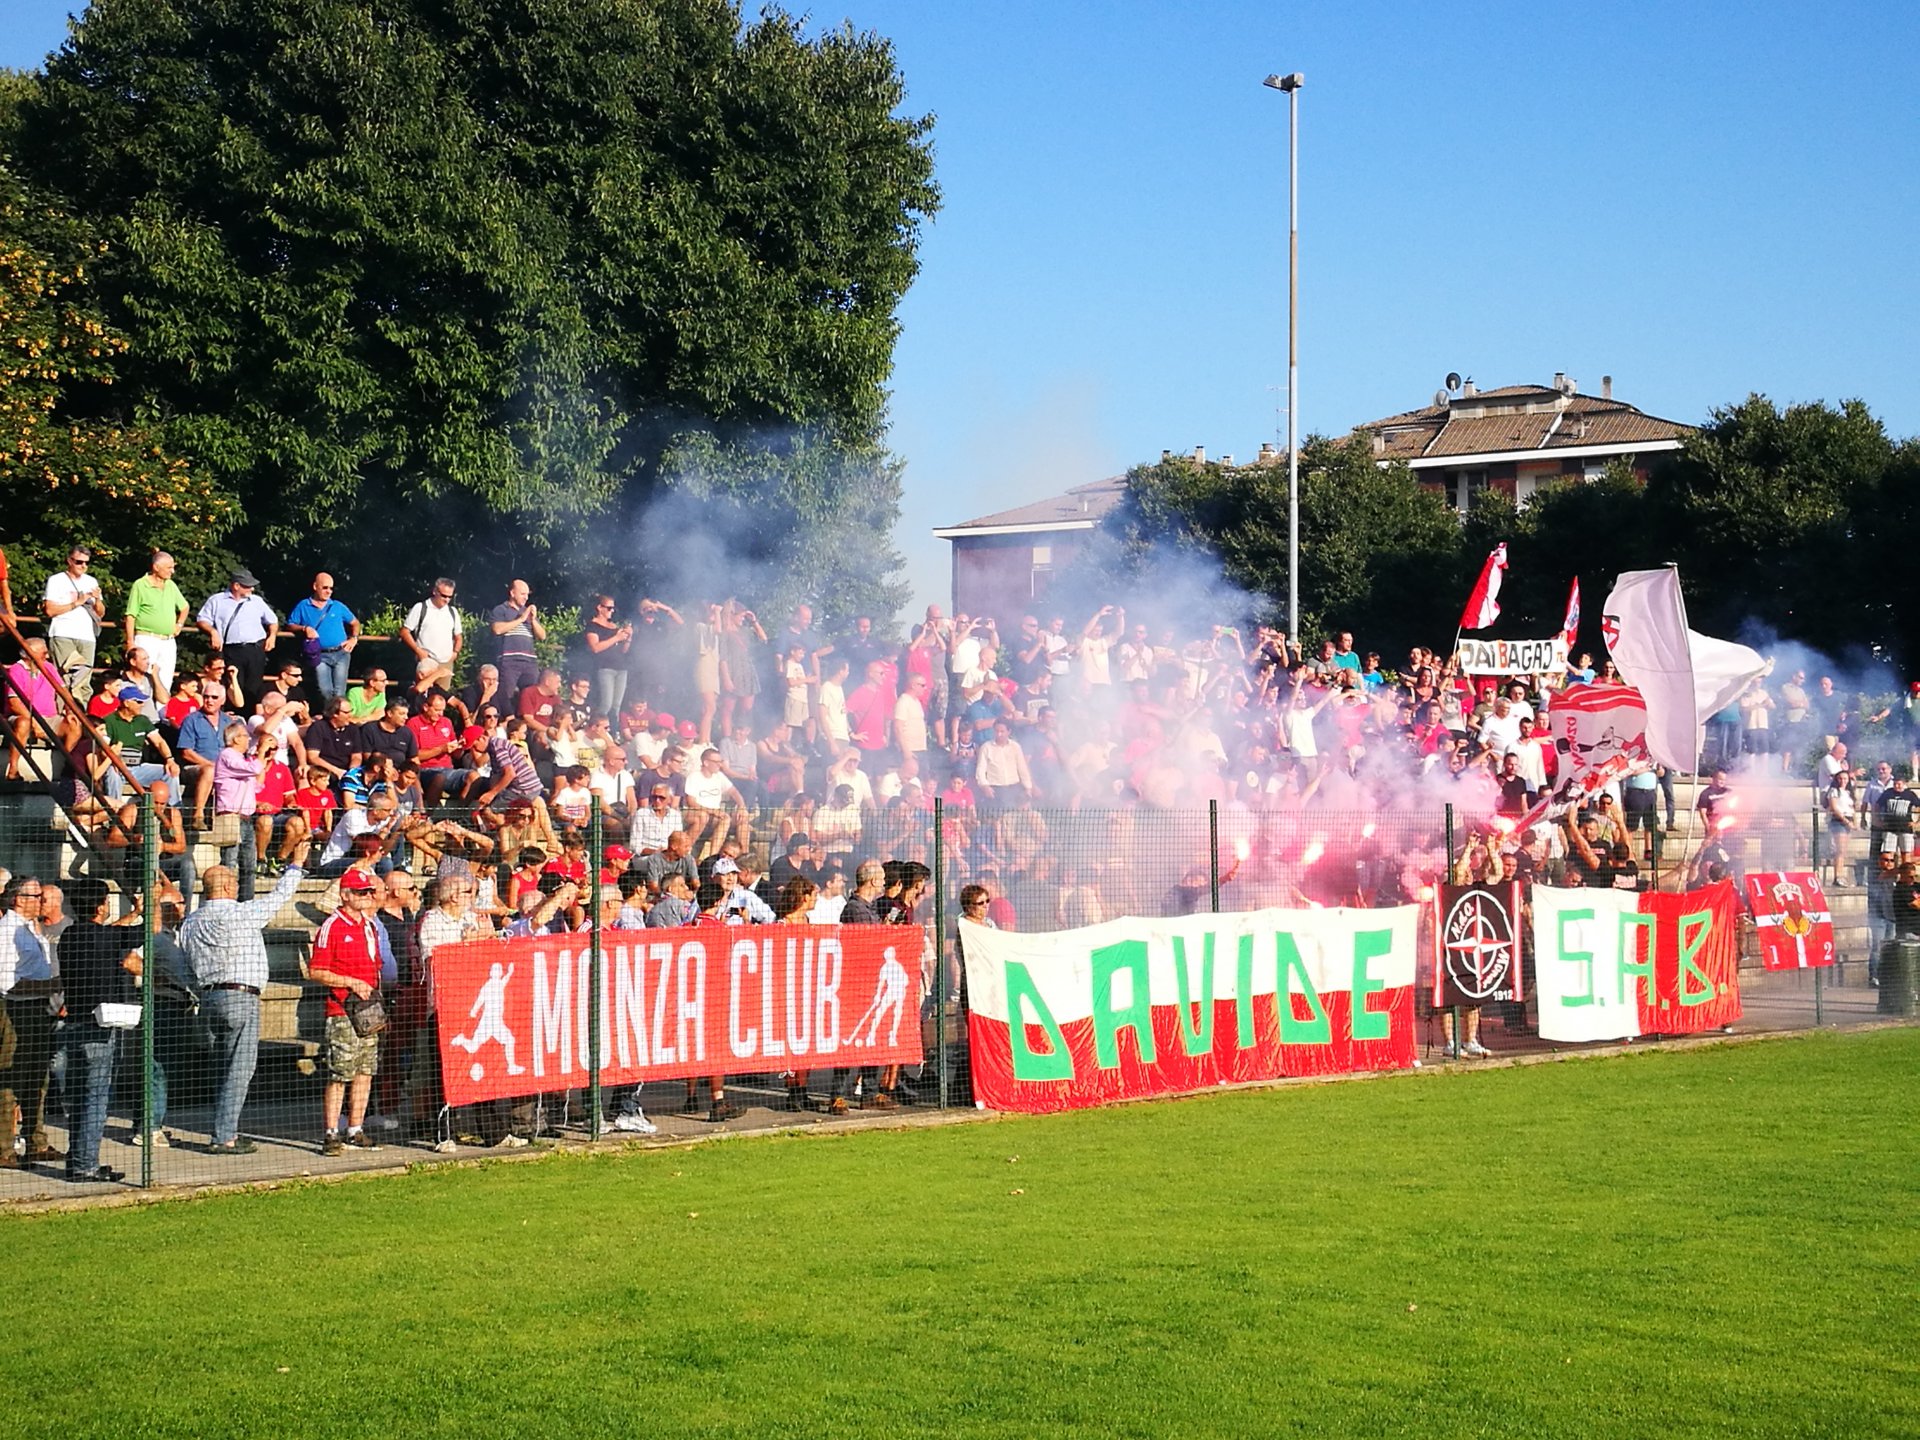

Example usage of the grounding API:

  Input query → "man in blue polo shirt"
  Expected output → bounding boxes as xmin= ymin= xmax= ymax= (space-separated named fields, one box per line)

xmin=286 ymin=572 xmax=361 ymax=705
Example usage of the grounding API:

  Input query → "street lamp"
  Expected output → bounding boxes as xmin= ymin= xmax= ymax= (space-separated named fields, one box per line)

xmin=1263 ymin=70 xmax=1302 ymax=642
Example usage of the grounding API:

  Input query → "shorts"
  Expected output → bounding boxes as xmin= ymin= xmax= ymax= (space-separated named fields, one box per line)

xmin=325 ymin=1014 xmax=381 ymax=1081
xmin=1622 ymin=789 xmax=1656 ymax=830
xmin=1882 ymin=832 xmax=1917 ymax=857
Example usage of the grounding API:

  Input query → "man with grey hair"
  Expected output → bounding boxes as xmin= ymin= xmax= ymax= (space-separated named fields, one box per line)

xmin=0 ymin=876 xmax=63 ymax=1165
xmin=124 ymin=549 xmax=191 ymax=700
xmin=179 ymin=845 xmax=309 ymax=1153
xmin=43 ymin=544 xmax=105 ymax=701
xmin=839 ymin=859 xmax=887 ymax=925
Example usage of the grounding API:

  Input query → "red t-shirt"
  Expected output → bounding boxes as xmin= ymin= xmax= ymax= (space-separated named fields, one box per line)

xmin=313 ymin=910 xmax=382 ymax=1017
xmin=256 ymin=760 xmax=296 ymax=812
xmin=164 ymin=693 xmax=199 ymax=729
xmin=408 ymin=714 xmax=457 ymax=768
xmin=518 ymin=690 xmax=558 ymax=727
xmin=291 ymin=785 xmax=337 ymax=837
xmin=543 ymin=855 xmax=587 ymax=884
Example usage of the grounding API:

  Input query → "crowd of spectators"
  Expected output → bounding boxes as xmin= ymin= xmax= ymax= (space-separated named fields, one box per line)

xmin=3 ymin=544 xmax=1920 ymax=1166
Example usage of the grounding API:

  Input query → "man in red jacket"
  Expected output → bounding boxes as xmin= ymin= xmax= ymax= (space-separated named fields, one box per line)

xmin=309 ymin=871 xmax=385 ymax=1155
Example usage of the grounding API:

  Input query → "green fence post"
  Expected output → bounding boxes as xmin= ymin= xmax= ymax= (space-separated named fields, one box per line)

xmin=1444 ymin=803 xmax=1460 ymax=1061
xmin=933 ymin=796 xmax=947 ymax=1112
xmin=588 ymin=795 xmax=604 ymax=1141
xmin=140 ymin=792 xmax=157 ymax=1188
xmin=1208 ymin=799 xmax=1221 ymax=914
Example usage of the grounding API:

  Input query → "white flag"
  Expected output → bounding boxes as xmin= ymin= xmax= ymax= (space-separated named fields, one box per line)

xmin=1600 ymin=568 xmax=1767 ymax=772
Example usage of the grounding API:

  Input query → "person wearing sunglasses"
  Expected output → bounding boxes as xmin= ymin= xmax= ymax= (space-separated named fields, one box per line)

xmin=43 ymin=546 xmax=106 ymax=701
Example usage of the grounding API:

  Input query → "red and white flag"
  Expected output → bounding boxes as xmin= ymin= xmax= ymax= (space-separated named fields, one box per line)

xmin=1560 ymin=577 xmax=1581 ymax=651
xmin=1601 ymin=568 xmax=1767 ymax=772
xmin=1459 ymin=544 xmax=1508 ymax=631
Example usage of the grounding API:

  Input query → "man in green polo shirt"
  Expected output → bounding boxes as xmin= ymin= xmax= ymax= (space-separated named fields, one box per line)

xmin=345 ymin=668 xmax=394 ymax=723
xmin=124 ymin=550 xmax=190 ymax=701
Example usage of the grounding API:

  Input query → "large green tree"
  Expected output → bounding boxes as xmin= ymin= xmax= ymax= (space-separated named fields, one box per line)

xmin=9 ymin=0 xmax=936 ymax=614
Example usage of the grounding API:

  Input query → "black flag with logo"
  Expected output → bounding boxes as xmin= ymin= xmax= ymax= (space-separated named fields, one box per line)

xmin=1430 ymin=883 xmax=1525 ymax=1008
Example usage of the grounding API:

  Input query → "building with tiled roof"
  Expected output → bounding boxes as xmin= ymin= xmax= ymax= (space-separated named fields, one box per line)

xmin=1353 ymin=374 xmax=1693 ymax=513
xmin=930 ymin=476 xmax=1128 ymax=622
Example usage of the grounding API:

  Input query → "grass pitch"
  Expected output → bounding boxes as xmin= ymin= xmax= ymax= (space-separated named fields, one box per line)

xmin=6 ymin=1029 xmax=1916 ymax=1439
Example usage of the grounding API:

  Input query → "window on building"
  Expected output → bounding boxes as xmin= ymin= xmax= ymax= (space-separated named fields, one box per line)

xmin=1030 ymin=544 xmax=1053 ymax=599
xmin=1450 ymin=471 xmax=1488 ymax=513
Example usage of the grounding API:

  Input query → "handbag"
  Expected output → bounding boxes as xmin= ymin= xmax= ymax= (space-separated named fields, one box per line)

xmin=344 ymin=990 xmax=389 ymax=1038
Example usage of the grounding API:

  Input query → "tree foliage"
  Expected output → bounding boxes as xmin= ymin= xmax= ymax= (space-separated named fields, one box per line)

xmin=7 ymin=0 xmax=936 ymax=616
xmin=1076 ymin=396 xmax=1920 ymax=670
xmin=0 ymin=162 xmax=237 ymax=600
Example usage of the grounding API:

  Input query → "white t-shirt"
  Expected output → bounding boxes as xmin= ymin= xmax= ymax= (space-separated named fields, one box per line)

xmin=817 ymin=680 xmax=849 ymax=743
xmin=683 ymin=768 xmax=733 ymax=809
xmin=1478 ymin=711 xmax=1523 ymax=757
xmin=404 ymin=598 xmax=464 ymax=665
xmin=589 ymin=767 xmax=634 ymax=810
xmin=950 ymin=635 xmax=982 ymax=677
xmin=44 ymin=572 xmax=101 ymax=641
xmin=1081 ymin=635 xmax=1112 ymax=686
xmin=893 ymin=692 xmax=928 ymax=753
xmin=248 ymin=713 xmax=301 ymax=767
xmin=1043 ymin=633 xmax=1071 ymax=676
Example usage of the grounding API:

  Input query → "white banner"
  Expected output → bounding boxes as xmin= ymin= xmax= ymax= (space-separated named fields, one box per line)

xmin=1454 ymin=635 xmax=1570 ymax=675
xmin=1531 ymin=887 xmax=1642 ymax=1043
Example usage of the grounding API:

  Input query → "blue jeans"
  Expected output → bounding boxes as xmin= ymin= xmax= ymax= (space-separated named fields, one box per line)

xmin=201 ymin=988 xmax=261 ymax=1146
xmin=64 ymin=1023 xmax=118 ymax=1174
xmin=594 ymin=668 xmax=628 ymax=720
xmin=313 ymin=649 xmax=351 ymax=705
xmin=220 ymin=818 xmax=258 ymax=901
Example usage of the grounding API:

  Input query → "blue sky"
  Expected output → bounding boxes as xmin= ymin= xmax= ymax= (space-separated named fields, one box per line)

xmin=7 ymin=2 xmax=1918 ymax=615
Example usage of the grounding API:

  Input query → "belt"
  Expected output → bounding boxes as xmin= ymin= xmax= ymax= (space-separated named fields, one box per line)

xmin=209 ymin=982 xmax=262 ymax=997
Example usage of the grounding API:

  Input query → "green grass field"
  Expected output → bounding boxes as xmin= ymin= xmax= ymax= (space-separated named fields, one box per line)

xmin=6 ymin=1029 xmax=1916 ymax=1439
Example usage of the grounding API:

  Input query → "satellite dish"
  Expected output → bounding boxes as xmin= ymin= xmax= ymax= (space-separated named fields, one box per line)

xmin=1445 ymin=372 xmax=1462 ymax=392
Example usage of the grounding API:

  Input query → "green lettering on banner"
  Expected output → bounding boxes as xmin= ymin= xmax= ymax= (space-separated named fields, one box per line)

xmin=1277 ymin=932 xmax=1330 ymax=1045
xmin=1091 ymin=940 xmax=1156 ymax=1068
xmin=1235 ymin=934 xmax=1258 ymax=1049
xmin=1555 ymin=908 xmax=1597 ymax=1008
xmin=1350 ymin=930 xmax=1392 ymax=1040
xmin=1170 ymin=934 xmax=1216 ymax=1057
xmin=1004 ymin=961 xmax=1073 ymax=1082
xmin=1677 ymin=910 xmax=1715 ymax=1005
xmin=1617 ymin=913 xmax=1657 ymax=1008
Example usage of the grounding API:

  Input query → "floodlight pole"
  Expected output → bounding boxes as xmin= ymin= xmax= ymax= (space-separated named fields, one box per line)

xmin=1264 ymin=70 xmax=1304 ymax=641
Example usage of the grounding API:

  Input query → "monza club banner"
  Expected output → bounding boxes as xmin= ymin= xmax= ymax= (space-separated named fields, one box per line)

xmin=961 ymin=906 xmax=1418 ymax=1115
xmin=1531 ymin=882 xmax=1742 ymax=1043
xmin=433 ymin=926 xmax=924 ymax=1105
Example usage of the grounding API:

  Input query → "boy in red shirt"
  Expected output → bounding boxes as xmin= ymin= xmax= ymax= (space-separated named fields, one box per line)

xmin=308 ymin=871 xmax=385 ymax=1154
xmin=290 ymin=766 xmax=339 ymax=845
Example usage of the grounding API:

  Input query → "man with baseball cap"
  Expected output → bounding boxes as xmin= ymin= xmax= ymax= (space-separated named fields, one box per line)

xmin=710 ymin=855 xmax=773 ymax=923
xmin=99 ymin=683 xmax=180 ymax=802
xmin=196 ymin=568 xmax=279 ymax=707
xmin=308 ymin=870 xmax=385 ymax=1155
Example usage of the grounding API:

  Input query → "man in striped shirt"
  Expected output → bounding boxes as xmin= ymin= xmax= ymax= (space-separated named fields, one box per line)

xmin=179 ymin=851 xmax=309 ymax=1152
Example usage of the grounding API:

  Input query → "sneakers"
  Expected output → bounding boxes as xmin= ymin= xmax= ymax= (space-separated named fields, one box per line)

xmin=344 ymin=1130 xmax=380 ymax=1150
xmin=826 ymin=1096 xmax=849 ymax=1116
xmin=322 ymin=1132 xmax=345 ymax=1156
xmin=208 ymin=1137 xmax=258 ymax=1156
xmin=610 ymin=1111 xmax=658 ymax=1135
xmin=860 ymin=1091 xmax=899 ymax=1111
xmin=706 ymin=1100 xmax=742 ymax=1123
xmin=494 ymin=1133 xmax=530 ymax=1149
xmin=1463 ymin=1041 xmax=1492 ymax=1059
xmin=66 ymin=1165 xmax=125 ymax=1184
xmin=1440 ymin=1043 xmax=1460 ymax=1059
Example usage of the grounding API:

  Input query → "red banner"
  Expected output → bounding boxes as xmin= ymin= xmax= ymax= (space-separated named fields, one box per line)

xmin=433 ymin=926 xmax=924 ymax=1105
xmin=1744 ymin=872 xmax=1837 ymax=971
xmin=1634 ymin=883 xmax=1743 ymax=1033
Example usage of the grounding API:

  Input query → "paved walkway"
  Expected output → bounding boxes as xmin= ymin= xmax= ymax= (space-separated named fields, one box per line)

xmin=4 ymin=972 xmax=1906 ymax=1212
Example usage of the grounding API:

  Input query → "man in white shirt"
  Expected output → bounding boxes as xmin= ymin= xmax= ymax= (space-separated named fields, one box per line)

xmin=588 ymin=744 xmax=635 ymax=824
xmin=43 ymin=545 xmax=106 ymax=701
xmin=975 ymin=721 xmax=1035 ymax=799
xmin=0 ymin=876 xmax=63 ymax=1163
xmin=401 ymin=578 xmax=464 ymax=670
xmin=893 ymin=674 xmax=930 ymax=758
xmin=1476 ymin=697 xmax=1524 ymax=759
xmin=627 ymin=783 xmax=681 ymax=856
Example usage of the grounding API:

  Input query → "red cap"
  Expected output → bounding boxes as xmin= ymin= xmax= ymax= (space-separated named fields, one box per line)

xmin=461 ymin=725 xmax=484 ymax=743
xmin=653 ymin=712 xmax=675 ymax=729
xmin=676 ymin=721 xmax=699 ymax=739
xmin=338 ymin=870 xmax=376 ymax=893
xmin=605 ymin=844 xmax=633 ymax=864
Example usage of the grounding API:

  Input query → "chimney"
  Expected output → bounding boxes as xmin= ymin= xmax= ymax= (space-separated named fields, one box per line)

xmin=1219 ymin=453 xmax=1234 ymax=467
xmin=1161 ymin=449 xmax=1173 ymax=462
xmin=1553 ymin=371 xmax=1566 ymax=391
xmin=1079 ymin=495 xmax=1089 ymax=513
xmin=1192 ymin=446 xmax=1206 ymax=464
xmin=1371 ymin=431 xmax=1386 ymax=457
xmin=1461 ymin=379 xmax=1477 ymax=397
xmin=1601 ymin=375 xmax=1613 ymax=400
xmin=1258 ymin=442 xmax=1279 ymax=466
